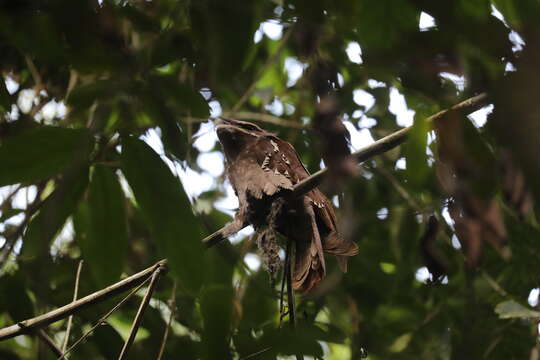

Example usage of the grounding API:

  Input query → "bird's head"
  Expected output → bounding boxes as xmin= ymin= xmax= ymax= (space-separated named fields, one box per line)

xmin=216 ymin=118 xmax=266 ymax=160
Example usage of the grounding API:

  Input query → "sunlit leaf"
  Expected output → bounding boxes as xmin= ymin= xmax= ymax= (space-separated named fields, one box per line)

xmin=389 ymin=332 xmax=413 ymax=352
xmin=495 ymin=300 xmax=540 ymax=319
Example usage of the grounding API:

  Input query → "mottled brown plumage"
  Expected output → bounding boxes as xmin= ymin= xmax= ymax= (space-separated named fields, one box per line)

xmin=216 ymin=118 xmax=358 ymax=293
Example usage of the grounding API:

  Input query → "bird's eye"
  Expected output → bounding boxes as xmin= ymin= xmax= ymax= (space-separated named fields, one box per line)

xmin=240 ymin=124 xmax=260 ymax=131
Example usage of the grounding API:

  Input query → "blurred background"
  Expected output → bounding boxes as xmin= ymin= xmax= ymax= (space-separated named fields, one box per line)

xmin=0 ymin=0 xmax=539 ymax=359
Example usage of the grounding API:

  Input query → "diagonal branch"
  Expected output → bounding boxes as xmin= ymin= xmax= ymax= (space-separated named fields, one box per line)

xmin=58 ymin=274 xmax=155 ymax=360
xmin=118 ymin=264 xmax=163 ymax=360
xmin=0 ymin=260 xmax=167 ymax=341
xmin=202 ymin=93 xmax=489 ymax=248
xmin=62 ymin=260 xmax=84 ymax=352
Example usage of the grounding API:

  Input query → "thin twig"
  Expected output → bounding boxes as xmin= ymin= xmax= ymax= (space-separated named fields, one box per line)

xmin=0 ymin=184 xmax=23 ymax=212
xmin=0 ymin=184 xmax=45 ymax=268
xmin=24 ymin=55 xmax=43 ymax=89
xmin=26 ymin=325 xmax=63 ymax=358
xmin=16 ymin=322 xmax=64 ymax=357
xmin=0 ymin=260 xmax=167 ymax=341
xmin=230 ymin=25 xmax=295 ymax=114
xmin=202 ymin=93 xmax=489 ymax=248
xmin=285 ymin=240 xmax=296 ymax=328
xmin=223 ymin=111 xmax=307 ymax=129
xmin=58 ymin=274 xmax=155 ymax=360
xmin=285 ymin=239 xmax=303 ymax=360
xmin=118 ymin=264 xmax=164 ymax=360
xmin=156 ymin=280 xmax=177 ymax=360
xmin=62 ymin=260 xmax=84 ymax=352
xmin=37 ymin=329 xmax=64 ymax=357
xmin=279 ymin=242 xmax=290 ymax=328
xmin=240 ymin=347 xmax=272 ymax=360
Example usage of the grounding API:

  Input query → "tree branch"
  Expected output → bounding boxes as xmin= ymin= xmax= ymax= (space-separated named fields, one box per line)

xmin=156 ymin=280 xmax=177 ymax=360
xmin=37 ymin=329 xmax=64 ymax=357
xmin=0 ymin=260 xmax=167 ymax=341
xmin=118 ymin=264 xmax=163 ymax=360
xmin=61 ymin=260 xmax=84 ymax=352
xmin=202 ymin=93 xmax=489 ymax=248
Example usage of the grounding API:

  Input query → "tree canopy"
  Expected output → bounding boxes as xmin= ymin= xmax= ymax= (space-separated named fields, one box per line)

xmin=0 ymin=0 xmax=539 ymax=359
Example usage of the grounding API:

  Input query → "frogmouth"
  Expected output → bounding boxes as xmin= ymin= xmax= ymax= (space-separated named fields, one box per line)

xmin=216 ymin=118 xmax=358 ymax=293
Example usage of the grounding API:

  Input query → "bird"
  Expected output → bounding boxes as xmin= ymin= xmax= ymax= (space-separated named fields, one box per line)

xmin=216 ymin=117 xmax=358 ymax=293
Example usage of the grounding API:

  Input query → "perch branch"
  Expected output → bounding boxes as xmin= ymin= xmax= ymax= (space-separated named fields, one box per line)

xmin=0 ymin=260 xmax=167 ymax=341
xmin=118 ymin=264 xmax=163 ymax=360
xmin=202 ymin=93 xmax=489 ymax=248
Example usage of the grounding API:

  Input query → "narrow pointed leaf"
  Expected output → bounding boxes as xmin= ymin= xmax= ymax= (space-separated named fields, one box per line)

xmin=0 ymin=126 xmax=92 ymax=186
xmin=120 ymin=137 xmax=204 ymax=293
xmin=21 ymin=166 xmax=89 ymax=258
xmin=79 ymin=165 xmax=128 ymax=287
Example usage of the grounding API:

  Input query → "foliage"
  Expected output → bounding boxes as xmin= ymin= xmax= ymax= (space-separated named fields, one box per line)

xmin=0 ymin=0 xmax=539 ymax=359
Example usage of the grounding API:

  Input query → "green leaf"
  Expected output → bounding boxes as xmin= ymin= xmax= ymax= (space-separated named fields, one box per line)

xmin=149 ymin=75 xmax=210 ymax=118
xmin=21 ymin=166 xmax=89 ymax=258
xmin=389 ymin=332 xmax=413 ymax=352
xmin=495 ymin=300 xmax=540 ymax=319
xmin=0 ymin=271 xmax=34 ymax=322
xmin=0 ymin=126 xmax=92 ymax=187
xmin=68 ymin=80 xmax=119 ymax=110
xmin=201 ymin=285 xmax=234 ymax=360
xmin=261 ymin=325 xmax=324 ymax=358
xmin=0 ymin=78 xmax=10 ymax=111
xmin=79 ymin=165 xmax=128 ymax=287
xmin=404 ymin=113 xmax=429 ymax=188
xmin=120 ymin=137 xmax=204 ymax=293
xmin=357 ymin=0 xmax=418 ymax=50
xmin=141 ymin=92 xmax=188 ymax=160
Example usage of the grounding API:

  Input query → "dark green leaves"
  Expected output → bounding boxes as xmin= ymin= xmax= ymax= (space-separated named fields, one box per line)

xmin=77 ymin=165 xmax=128 ymax=287
xmin=0 ymin=271 xmax=34 ymax=322
xmin=200 ymin=285 xmax=233 ymax=360
xmin=120 ymin=137 xmax=204 ymax=293
xmin=0 ymin=126 xmax=92 ymax=187
xmin=0 ymin=78 xmax=10 ymax=111
xmin=21 ymin=166 xmax=89 ymax=258
xmin=404 ymin=113 xmax=429 ymax=188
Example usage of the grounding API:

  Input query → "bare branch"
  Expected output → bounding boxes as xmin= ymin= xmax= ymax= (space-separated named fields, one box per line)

xmin=24 ymin=55 xmax=43 ymax=90
xmin=118 ymin=264 xmax=163 ymax=360
xmin=0 ymin=260 xmax=167 ymax=341
xmin=202 ymin=93 xmax=489 ymax=248
xmin=37 ymin=329 xmax=64 ymax=357
xmin=62 ymin=260 xmax=84 ymax=352
xmin=240 ymin=347 xmax=272 ymax=360
xmin=58 ymin=273 xmax=155 ymax=360
xmin=156 ymin=280 xmax=177 ymax=360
